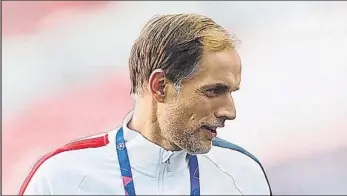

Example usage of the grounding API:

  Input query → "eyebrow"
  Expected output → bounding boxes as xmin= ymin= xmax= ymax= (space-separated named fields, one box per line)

xmin=199 ymin=83 xmax=240 ymax=92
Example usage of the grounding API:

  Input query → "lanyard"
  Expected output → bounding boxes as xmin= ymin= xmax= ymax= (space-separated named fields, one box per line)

xmin=115 ymin=127 xmax=200 ymax=195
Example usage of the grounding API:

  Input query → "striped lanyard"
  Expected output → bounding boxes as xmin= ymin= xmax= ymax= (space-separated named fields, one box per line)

xmin=115 ymin=127 xmax=200 ymax=195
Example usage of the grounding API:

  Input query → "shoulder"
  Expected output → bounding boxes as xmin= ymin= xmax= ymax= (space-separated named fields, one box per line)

xmin=201 ymin=137 xmax=272 ymax=195
xmin=211 ymin=137 xmax=263 ymax=167
xmin=20 ymin=133 xmax=112 ymax=195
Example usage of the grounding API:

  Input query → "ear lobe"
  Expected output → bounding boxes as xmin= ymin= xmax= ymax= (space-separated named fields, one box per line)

xmin=149 ymin=69 xmax=167 ymax=103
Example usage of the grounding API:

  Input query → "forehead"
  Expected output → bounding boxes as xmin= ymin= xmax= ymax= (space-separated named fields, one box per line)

xmin=202 ymin=49 xmax=241 ymax=74
xmin=188 ymin=49 xmax=241 ymax=88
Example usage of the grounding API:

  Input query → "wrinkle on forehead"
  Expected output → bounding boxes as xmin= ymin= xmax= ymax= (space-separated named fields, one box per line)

xmin=195 ymin=49 xmax=241 ymax=86
xmin=205 ymin=49 xmax=241 ymax=71
xmin=179 ymin=49 xmax=241 ymax=92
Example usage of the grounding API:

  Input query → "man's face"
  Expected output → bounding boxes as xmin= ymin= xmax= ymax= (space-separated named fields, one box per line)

xmin=158 ymin=49 xmax=242 ymax=154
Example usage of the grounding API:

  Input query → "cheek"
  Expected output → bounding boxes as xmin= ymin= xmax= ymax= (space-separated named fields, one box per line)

xmin=181 ymin=95 xmax=214 ymax=122
xmin=163 ymin=93 xmax=215 ymax=130
xmin=162 ymin=99 xmax=189 ymax=124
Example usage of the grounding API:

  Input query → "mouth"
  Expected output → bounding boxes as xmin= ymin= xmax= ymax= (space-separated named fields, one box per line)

xmin=201 ymin=125 xmax=217 ymax=139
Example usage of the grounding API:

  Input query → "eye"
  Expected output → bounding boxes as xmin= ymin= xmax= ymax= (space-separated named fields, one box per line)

xmin=205 ymin=88 xmax=221 ymax=98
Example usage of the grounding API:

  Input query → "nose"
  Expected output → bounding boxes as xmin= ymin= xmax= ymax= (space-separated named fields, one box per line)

xmin=214 ymin=96 xmax=236 ymax=121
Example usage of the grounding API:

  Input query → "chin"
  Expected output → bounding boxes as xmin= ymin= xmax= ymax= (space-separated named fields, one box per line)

xmin=186 ymin=142 xmax=212 ymax=155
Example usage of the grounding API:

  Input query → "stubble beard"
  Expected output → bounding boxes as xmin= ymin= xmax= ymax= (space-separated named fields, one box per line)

xmin=168 ymin=128 xmax=212 ymax=154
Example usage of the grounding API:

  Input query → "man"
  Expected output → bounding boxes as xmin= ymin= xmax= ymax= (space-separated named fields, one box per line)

xmin=20 ymin=14 xmax=272 ymax=195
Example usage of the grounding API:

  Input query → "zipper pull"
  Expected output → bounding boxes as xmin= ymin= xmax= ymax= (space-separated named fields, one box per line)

xmin=166 ymin=159 xmax=172 ymax=172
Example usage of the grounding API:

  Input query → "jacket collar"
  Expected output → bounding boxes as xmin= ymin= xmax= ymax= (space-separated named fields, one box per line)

xmin=108 ymin=111 xmax=189 ymax=177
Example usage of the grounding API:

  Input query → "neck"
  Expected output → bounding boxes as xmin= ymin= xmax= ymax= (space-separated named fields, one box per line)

xmin=128 ymin=97 xmax=181 ymax=152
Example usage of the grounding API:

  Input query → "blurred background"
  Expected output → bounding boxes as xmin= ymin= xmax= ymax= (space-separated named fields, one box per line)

xmin=2 ymin=1 xmax=347 ymax=195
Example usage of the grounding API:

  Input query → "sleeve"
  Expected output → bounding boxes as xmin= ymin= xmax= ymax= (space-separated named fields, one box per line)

xmin=20 ymin=166 xmax=53 ymax=195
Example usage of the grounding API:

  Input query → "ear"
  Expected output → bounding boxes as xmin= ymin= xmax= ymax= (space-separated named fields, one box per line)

xmin=148 ymin=69 xmax=167 ymax=103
